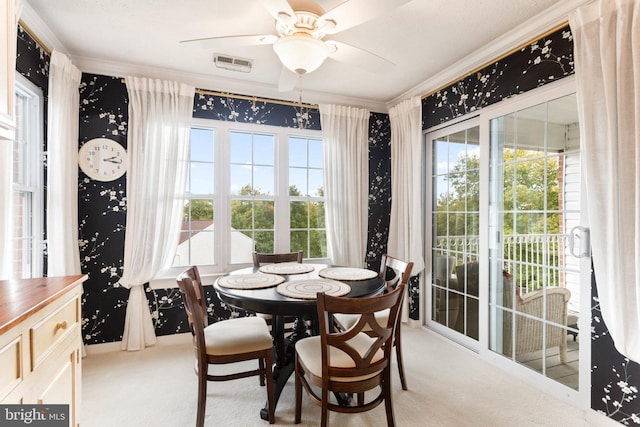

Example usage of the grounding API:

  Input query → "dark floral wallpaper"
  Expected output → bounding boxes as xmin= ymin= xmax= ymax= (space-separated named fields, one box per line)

xmin=192 ymin=91 xmax=321 ymax=130
xmin=591 ymin=273 xmax=640 ymax=425
xmin=16 ymin=24 xmax=49 ymax=90
xmin=16 ymin=21 xmax=639 ymax=424
xmin=423 ymin=26 xmax=574 ymax=129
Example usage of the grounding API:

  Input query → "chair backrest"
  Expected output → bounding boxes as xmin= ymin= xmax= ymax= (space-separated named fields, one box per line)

xmin=317 ymin=284 xmax=405 ymax=381
xmin=502 ymin=285 xmax=571 ymax=356
xmin=379 ymin=254 xmax=413 ymax=293
xmin=176 ymin=266 xmax=208 ymax=352
xmin=252 ymin=250 xmax=303 ymax=267
xmin=455 ymin=262 xmax=480 ymax=297
xmin=434 ymin=254 xmax=456 ymax=285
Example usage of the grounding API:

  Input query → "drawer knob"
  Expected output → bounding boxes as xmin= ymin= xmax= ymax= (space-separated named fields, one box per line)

xmin=54 ymin=321 xmax=68 ymax=332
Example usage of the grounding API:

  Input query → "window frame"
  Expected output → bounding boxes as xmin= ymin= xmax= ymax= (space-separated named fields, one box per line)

xmin=151 ymin=119 xmax=326 ymax=287
xmin=12 ymin=73 xmax=44 ymax=279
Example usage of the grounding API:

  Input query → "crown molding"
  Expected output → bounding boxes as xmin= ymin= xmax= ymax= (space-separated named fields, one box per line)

xmin=18 ymin=1 xmax=67 ymax=55
xmin=21 ymin=0 xmax=590 ymax=114
xmin=386 ymin=0 xmax=590 ymax=109
xmin=72 ymin=55 xmax=389 ymax=113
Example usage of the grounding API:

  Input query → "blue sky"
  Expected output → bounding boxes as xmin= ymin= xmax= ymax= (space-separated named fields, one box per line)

xmin=188 ymin=128 xmax=323 ymax=197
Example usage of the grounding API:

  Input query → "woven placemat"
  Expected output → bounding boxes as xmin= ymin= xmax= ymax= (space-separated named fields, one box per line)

xmin=259 ymin=262 xmax=315 ymax=275
xmin=276 ymin=279 xmax=351 ymax=300
xmin=217 ymin=273 xmax=285 ymax=290
xmin=318 ymin=267 xmax=378 ymax=281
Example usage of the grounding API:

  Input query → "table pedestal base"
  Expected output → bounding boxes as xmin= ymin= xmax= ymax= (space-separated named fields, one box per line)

xmin=260 ymin=314 xmax=310 ymax=421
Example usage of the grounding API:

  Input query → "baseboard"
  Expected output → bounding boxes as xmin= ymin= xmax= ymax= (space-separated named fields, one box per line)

xmin=83 ymin=332 xmax=191 ymax=356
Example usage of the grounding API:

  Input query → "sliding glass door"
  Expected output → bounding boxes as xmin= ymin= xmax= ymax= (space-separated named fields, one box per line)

xmin=430 ymin=124 xmax=480 ymax=347
xmin=426 ymin=81 xmax=589 ymax=400
xmin=488 ymin=93 xmax=583 ymax=390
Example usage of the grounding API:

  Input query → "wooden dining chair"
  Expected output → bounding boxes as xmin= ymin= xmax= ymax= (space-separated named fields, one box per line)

xmin=333 ymin=254 xmax=414 ymax=390
xmin=294 ymin=284 xmax=405 ymax=427
xmin=176 ymin=266 xmax=275 ymax=426
xmin=252 ymin=250 xmax=304 ymax=266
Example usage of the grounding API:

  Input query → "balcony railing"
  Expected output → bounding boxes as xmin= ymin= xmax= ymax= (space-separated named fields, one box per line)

xmin=434 ymin=234 xmax=568 ymax=294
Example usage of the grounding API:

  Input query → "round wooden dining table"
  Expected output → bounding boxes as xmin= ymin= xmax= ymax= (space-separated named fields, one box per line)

xmin=213 ymin=263 xmax=385 ymax=421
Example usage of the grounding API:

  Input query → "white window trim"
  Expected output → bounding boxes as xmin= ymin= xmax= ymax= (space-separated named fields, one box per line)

xmin=150 ymin=119 xmax=326 ymax=289
xmin=13 ymin=73 xmax=44 ymax=278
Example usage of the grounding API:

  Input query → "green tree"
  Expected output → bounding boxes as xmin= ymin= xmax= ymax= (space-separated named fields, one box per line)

xmin=230 ymin=185 xmax=275 ymax=252
xmin=437 ymin=148 xmax=561 ymax=289
xmin=183 ymin=199 xmax=213 ymax=221
xmin=289 ymin=185 xmax=327 ymax=258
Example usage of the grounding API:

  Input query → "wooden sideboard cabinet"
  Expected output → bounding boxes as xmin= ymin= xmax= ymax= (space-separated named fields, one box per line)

xmin=0 ymin=275 xmax=87 ymax=427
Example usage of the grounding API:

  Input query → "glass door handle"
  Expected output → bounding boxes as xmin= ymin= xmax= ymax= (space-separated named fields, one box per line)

xmin=568 ymin=226 xmax=591 ymax=258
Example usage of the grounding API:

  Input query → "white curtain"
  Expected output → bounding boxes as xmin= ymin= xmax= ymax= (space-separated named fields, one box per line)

xmin=46 ymin=50 xmax=82 ymax=276
xmin=120 ymin=77 xmax=194 ymax=351
xmin=388 ymin=97 xmax=425 ymax=274
xmin=570 ymin=0 xmax=640 ymax=363
xmin=319 ymin=104 xmax=370 ymax=267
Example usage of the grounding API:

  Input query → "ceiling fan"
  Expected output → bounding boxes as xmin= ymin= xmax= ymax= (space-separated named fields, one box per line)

xmin=180 ymin=0 xmax=410 ymax=91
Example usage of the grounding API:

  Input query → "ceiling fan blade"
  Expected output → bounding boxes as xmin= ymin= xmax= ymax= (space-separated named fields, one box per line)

xmin=318 ymin=0 xmax=410 ymax=34
xmin=180 ymin=34 xmax=277 ymax=49
xmin=326 ymin=40 xmax=395 ymax=74
xmin=256 ymin=0 xmax=296 ymax=22
xmin=278 ymin=66 xmax=299 ymax=92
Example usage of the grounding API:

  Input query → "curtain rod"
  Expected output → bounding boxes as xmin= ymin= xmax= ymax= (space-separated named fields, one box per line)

xmin=421 ymin=21 xmax=570 ymax=100
xmin=120 ymin=79 xmax=319 ymax=110
xmin=19 ymin=19 xmax=52 ymax=55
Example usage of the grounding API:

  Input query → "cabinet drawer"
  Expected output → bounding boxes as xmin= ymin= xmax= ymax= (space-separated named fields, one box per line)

xmin=0 ymin=336 xmax=22 ymax=400
xmin=30 ymin=297 xmax=79 ymax=371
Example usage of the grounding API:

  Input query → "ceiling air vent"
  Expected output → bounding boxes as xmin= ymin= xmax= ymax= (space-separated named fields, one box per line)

xmin=214 ymin=54 xmax=252 ymax=73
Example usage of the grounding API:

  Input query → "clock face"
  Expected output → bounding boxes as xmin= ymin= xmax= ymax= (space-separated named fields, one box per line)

xmin=79 ymin=138 xmax=127 ymax=181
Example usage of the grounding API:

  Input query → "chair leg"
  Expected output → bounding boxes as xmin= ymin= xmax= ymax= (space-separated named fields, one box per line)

xmin=559 ymin=341 xmax=568 ymax=364
xmin=383 ymin=368 xmax=396 ymax=427
xmin=294 ymin=356 xmax=302 ymax=424
xmin=320 ymin=383 xmax=329 ymax=427
xmin=259 ymin=358 xmax=265 ymax=386
xmin=395 ymin=327 xmax=408 ymax=390
xmin=196 ymin=364 xmax=208 ymax=427
xmin=264 ymin=351 xmax=275 ymax=424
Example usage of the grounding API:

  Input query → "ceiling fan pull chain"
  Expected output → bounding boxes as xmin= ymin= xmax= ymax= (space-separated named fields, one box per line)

xmin=298 ymin=74 xmax=304 ymax=129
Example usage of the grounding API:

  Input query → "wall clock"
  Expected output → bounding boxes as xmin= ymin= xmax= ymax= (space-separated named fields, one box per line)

xmin=78 ymin=138 xmax=127 ymax=181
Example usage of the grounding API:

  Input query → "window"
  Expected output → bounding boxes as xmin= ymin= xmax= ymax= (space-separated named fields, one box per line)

xmin=289 ymin=136 xmax=326 ymax=258
xmin=12 ymin=75 xmax=44 ymax=279
xmin=173 ymin=127 xmax=215 ymax=268
xmin=170 ymin=120 xmax=326 ymax=274
xmin=230 ymin=131 xmax=276 ymax=263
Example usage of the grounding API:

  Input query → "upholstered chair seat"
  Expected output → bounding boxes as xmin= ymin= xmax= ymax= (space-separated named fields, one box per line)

xmin=203 ymin=316 xmax=273 ymax=356
xmin=295 ymin=332 xmax=384 ymax=382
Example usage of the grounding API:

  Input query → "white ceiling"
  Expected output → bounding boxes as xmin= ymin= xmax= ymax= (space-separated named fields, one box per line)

xmin=22 ymin=0 xmax=584 ymax=111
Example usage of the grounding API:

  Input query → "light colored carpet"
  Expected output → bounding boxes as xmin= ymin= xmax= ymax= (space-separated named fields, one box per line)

xmin=82 ymin=327 xmax=596 ymax=427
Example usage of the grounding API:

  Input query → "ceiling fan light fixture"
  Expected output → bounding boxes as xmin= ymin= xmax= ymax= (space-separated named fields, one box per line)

xmin=273 ymin=34 xmax=329 ymax=75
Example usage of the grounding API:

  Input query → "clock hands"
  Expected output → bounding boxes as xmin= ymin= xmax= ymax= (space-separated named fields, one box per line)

xmin=103 ymin=156 xmax=123 ymax=164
